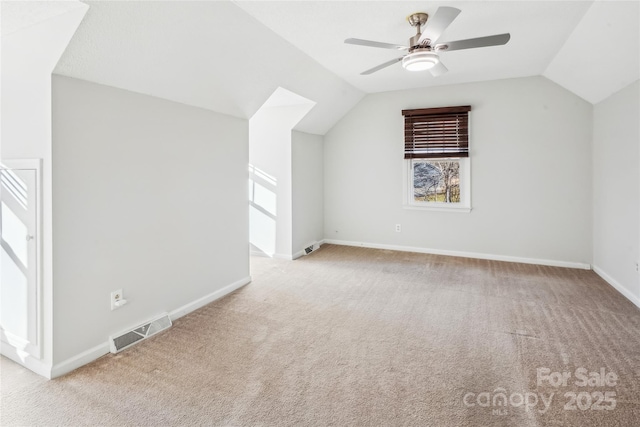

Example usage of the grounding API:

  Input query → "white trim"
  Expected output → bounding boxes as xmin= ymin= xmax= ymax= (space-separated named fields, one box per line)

xmin=250 ymin=250 xmax=271 ymax=258
xmin=0 ymin=340 xmax=52 ymax=379
xmin=51 ymin=342 xmax=109 ymax=379
xmin=592 ymin=265 xmax=640 ymax=310
xmin=291 ymin=241 xmax=322 ymax=260
xmin=0 ymin=159 xmax=44 ymax=360
xmin=249 ymin=251 xmax=294 ymax=260
xmin=253 ymin=241 xmax=326 ymax=261
xmin=48 ymin=276 xmax=251 ymax=379
xmin=323 ymin=239 xmax=591 ymax=270
xmin=169 ymin=276 xmax=251 ymax=321
xmin=0 ymin=159 xmax=42 ymax=170
xmin=251 ymin=251 xmax=301 ymax=260
xmin=402 ymin=205 xmax=472 ymax=213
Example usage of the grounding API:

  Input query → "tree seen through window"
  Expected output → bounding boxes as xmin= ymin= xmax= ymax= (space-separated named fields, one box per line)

xmin=413 ymin=161 xmax=460 ymax=203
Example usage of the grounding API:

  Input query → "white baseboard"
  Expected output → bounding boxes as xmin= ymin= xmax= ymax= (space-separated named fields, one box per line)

xmin=250 ymin=250 xmax=271 ymax=258
xmin=252 ymin=241 xmax=326 ymax=261
xmin=250 ymin=251 xmax=294 ymax=260
xmin=592 ymin=265 xmax=640 ymax=310
xmin=49 ymin=276 xmax=251 ymax=379
xmin=292 ymin=240 xmax=326 ymax=260
xmin=169 ymin=276 xmax=251 ymax=321
xmin=323 ymin=239 xmax=591 ymax=270
xmin=1 ymin=342 xmax=52 ymax=379
xmin=255 ymin=252 xmax=303 ymax=260
xmin=51 ymin=342 xmax=109 ymax=379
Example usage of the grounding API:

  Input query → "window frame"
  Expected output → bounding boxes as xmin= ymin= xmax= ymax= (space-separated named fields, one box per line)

xmin=403 ymin=157 xmax=471 ymax=212
xmin=401 ymin=105 xmax=472 ymax=212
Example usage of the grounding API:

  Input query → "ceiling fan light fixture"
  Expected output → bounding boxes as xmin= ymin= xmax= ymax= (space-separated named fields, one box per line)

xmin=402 ymin=50 xmax=439 ymax=71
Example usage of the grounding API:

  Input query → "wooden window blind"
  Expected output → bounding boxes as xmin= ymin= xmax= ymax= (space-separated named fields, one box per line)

xmin=402 ymin=105 xmax=471 ymax=159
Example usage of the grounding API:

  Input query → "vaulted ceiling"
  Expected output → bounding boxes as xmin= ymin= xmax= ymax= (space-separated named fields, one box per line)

xmin=51 ymin=0 xmax=363 ymax=135
xmin=234 ymin=0 xmax=638 ymax=103
xmin=236 ymin=1 xmax=589 ymax=93
xmin=4 ymin=1 xmax=640 ymax=134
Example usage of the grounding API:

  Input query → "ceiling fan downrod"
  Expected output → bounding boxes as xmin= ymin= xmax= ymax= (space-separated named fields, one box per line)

xmin=407 ymin=12 xmax=430 ymax=48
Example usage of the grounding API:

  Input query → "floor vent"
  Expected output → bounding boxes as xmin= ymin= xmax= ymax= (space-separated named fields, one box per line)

xmin=109 ymin=313 xmax=172 ymax=354
xmin=304 ymin=242 xmax=320 ymax=255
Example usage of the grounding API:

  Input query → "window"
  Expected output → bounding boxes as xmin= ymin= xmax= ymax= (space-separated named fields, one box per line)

xmin=412 ymin=159 xmax=460 ymax=202
xmin=402 ymin=106 xmax=471 ymax=211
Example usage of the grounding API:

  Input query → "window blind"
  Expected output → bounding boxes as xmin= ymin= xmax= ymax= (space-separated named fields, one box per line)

xmin=402 ymin=105 xmax=471 ymax=159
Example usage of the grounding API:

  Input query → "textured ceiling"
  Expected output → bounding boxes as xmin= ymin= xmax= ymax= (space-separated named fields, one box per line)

xmin=1 ymin=0 xmax=84 ymax=35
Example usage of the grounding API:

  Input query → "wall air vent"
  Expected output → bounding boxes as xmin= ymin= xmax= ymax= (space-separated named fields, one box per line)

xmin=304 ymin=242 xmax=320 ymax=255
xmin=109 ymin=313 xmax=172 ymax=353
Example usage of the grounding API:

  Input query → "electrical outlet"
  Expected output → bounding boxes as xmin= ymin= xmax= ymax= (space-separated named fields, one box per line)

xmin=395 ymin=224 xmax=401 ymax=232
xmin=111 ymin=289 xmax=125 ymax=311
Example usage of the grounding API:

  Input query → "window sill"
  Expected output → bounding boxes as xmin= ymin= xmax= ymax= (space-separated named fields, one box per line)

xmin=403 ymin=204 xmax=472 ymax=213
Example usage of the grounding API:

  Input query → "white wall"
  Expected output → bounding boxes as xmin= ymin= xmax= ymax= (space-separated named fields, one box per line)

xmin=324 ymin=76 xmax=593 ymax=267
xmin=292 ymin=131 xmax=324 ymax=257
xmin=249 ymin=106 xmax=296 ymax=258
xmin=249 ymin=94 xmax=314 ymax=260
xmin=593 ymin=80 xmax=640 ymax=307
xmin=0 ymin=3 xmax=88 ymax=377
xmin=51 ymin=76 xmax=250 ymax=368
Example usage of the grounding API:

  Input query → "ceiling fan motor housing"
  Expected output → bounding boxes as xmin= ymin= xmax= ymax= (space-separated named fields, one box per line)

xmin=407 ymin=12 xmax=430 ymax=47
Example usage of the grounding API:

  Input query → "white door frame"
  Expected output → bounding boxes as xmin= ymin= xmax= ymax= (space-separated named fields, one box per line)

xmin=0 ymin=158 xmax=43 ymax=360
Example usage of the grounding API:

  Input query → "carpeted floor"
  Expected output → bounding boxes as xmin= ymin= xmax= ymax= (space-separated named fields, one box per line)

xmin=2 ymin=244 xmax=639 ymax=426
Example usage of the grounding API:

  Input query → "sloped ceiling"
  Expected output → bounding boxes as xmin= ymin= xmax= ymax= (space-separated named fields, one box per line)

xmin=1 ymin=0 xmax=85 ymax=35
xmin=235 ymin=0 xmax=594 ymax=94
xmin=543 ymin=0 xmax=640 ymax=104
xmin=7 ymin=1 xmax=639 ymax=134
xmin=235 ymin=0 xmax=638 ymax=104
xmin=53 ymin=0 xmax=363 ymax=135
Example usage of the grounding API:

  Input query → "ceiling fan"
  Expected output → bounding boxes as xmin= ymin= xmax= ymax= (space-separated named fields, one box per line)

xmin=345 ymin=7 xmax=510 ymax=76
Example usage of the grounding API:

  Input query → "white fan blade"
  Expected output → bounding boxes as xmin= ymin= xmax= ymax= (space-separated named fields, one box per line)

xmin=429 ymin=61 xmax=448 ymax=77
xmin=361 ymin=57 xmax=403 ymax=75
xmin=345 ymin=38 xmax=408 ymax=51
xmin=436 ymin=34 xmax=511 ymax=52
xmin=418 ymin=7 xmax=461 ymax=45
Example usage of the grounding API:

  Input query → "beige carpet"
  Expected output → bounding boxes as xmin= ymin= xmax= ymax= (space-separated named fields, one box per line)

xmin=2 ymin=244 xmax=639 ymax=426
